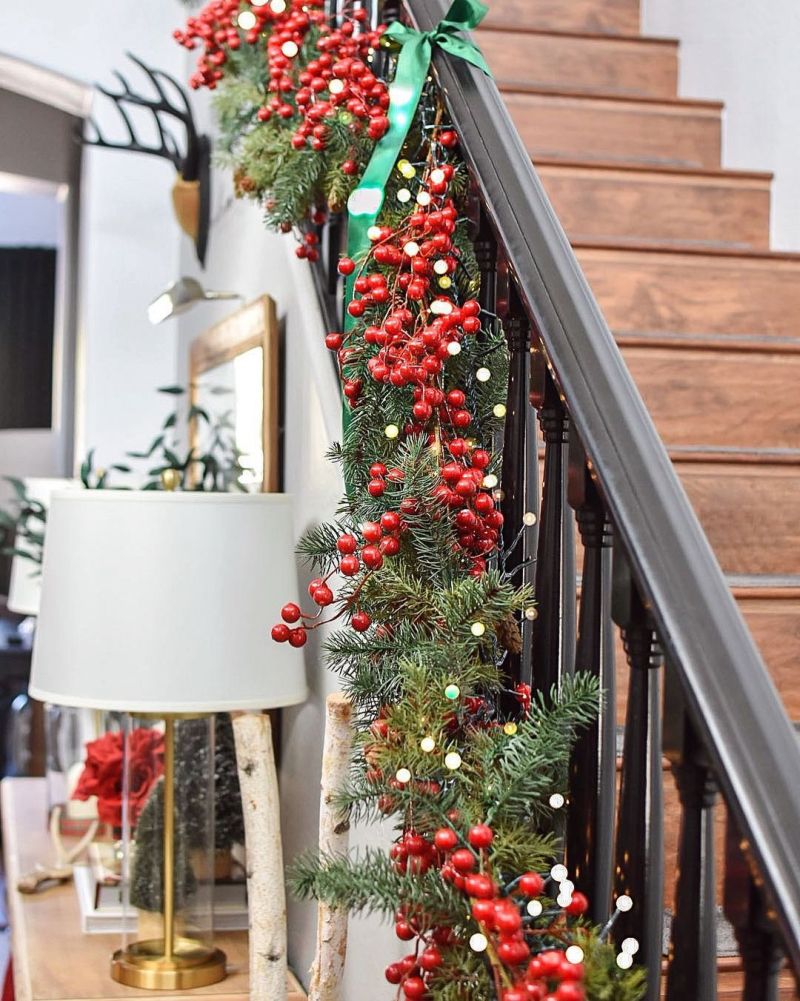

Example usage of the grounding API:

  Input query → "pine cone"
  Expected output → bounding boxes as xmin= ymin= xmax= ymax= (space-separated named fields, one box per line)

xmin=496 ymin=612 xmax=523 ymax=655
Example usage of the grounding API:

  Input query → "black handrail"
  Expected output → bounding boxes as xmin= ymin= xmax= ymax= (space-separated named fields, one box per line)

xmin=405 ymin=0 xmax=800 ymax=972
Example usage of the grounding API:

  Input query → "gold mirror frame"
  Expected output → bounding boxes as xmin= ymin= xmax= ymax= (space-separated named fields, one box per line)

xmin=189 ymin=295 xmax=279 ymax=493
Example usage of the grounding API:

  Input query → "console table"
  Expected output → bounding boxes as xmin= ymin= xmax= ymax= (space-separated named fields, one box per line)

xmin=1 ymin=778 xmax=306 ymax=1001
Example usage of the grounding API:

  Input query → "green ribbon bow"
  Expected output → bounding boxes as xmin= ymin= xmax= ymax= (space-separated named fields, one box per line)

xmin=340 ymin=0 xmax=491 ymax=436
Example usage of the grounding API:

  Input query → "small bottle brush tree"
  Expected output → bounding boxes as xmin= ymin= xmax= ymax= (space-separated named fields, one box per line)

xmin=129 ymin=717 xmax=245 ymax=913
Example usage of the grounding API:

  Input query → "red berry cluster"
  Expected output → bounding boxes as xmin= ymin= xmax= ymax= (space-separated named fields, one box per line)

xmin=175 ymin=0 xmax=389 ymax=150
xmin=382 ymin=819 xmax=590 ymax=999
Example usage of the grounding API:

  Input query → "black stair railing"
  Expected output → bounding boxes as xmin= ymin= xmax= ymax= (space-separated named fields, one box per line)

xmin=315 ymin=0 xmax=800 ymax=993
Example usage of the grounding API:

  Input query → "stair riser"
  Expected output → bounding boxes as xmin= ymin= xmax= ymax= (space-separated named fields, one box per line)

xmin=621 ymin=346 xmax=800 ymax=451
xmin=504 ymin=92 xmax=721 ymax=169
xmin=483 ymin=0 xmax=640 ymax=35
xmin=577 ymin=248 xmax=800 ymax=338
xmin=539 ymin=165 xmax=770 ymax=250
xmin=479 ymin=30 xmax=678 ymax=99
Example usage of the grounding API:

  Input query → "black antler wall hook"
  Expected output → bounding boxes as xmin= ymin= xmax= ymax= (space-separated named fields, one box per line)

xmin=83 ymin=53 xmax=211 ymax=266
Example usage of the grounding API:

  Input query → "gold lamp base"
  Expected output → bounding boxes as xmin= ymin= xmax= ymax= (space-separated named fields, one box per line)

xmin=111 ymin=937 xmax=226 ymax=990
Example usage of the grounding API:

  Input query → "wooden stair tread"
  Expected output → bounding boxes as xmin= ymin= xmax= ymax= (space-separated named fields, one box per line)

xmin=539 ymin=162 xmax=771 ymax=250
xmin=533 ymin=156 xmax=773 ymax=182
xmin=621 ymin=346 xmax=800 ymax=452
xmin=503 ymin=90 xmax=721 ymax=169
xmin=478 ymin=29 xmax=678 ymax=99
xmin=499 ymin=82 xmax=723 ymax=110
xmin=575 ymin=244 xmax=800 ymax=338
xmin=482 ymin=0 xmax=640 ymax=36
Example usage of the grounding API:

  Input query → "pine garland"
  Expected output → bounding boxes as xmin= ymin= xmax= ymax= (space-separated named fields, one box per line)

xmin=174 ymin=3 xmax=646 ymax=997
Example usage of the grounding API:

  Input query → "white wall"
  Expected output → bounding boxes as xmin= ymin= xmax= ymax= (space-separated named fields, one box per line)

xmin=0 ymin=191 xmax=61 ymax=246
xmin=0 ymin=0 xmax=190 ymax=471
xmin=642 ymin=0 xmax=800 ymax=250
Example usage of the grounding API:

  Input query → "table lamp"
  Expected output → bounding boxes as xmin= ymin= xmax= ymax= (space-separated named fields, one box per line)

xmin=29 ymin=491 xmax=307 ymax=990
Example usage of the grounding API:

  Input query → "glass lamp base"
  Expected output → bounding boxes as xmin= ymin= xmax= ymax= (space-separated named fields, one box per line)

xmin=111 ymin=938 xmax=226 ymax=990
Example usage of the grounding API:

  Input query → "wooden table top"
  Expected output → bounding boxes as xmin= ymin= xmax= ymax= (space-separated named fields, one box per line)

xmin=1 ymin=778 xmax=305 ymax=1001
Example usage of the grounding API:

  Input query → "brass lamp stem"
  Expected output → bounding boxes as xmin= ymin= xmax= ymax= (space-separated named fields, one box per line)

xmin=162 ymin=716 xmax=176 ymax=961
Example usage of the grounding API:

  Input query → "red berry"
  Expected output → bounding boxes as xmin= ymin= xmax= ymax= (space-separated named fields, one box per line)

xmin=464 ymin=873 xmax=495 ymax=899
xmin=565 ymin=892 xmax=589 ymax=916
xmin=288 ymin=628 xmax=307 ymax=648
xmin=351 ymin=611 xmax=371 ymax=632
xmin=446 ymin=389 xmax=466 ymax=407
xmin=281 ymin=602 xmax=301 ymax=623
xmin=471 ymin=898 xmax=495 ymax=924
xmin=451 ymin=848 xmax=477 ymax=873
xmin=385 ymin=963 xmax=403 ymax=984
xmin=361 ymin=545 xmax=384 ymax=570
xmin=502 ymin=990 xmax=526 ymax=1001
xmin=339 ymin=555 xmax=360 ymax=576
xmin=271 ymin=623 xmax=290 ymax=643
xmin=402 ymin=977 xmax=427 ymax=1000
xmin=336 ymin=533 xmax=358 ymax=554
xmin=380 ymin=536 xmax=400 ymax=556
xmin=338 ymin=257 xmax=355 ymax=275
xmin=419 ymin=946 xmax=442 ymax=971
xmin=312 ymin=584 xmax=333 ymax=606
xmin=342 ymin=159 xmax=358 ymax=175
xmin=555 ymin=985 xmax=584 ymax=1001
xmin=367 ymin=478 xmax=385 ymax=497
xmin=325 ymin=332 xmax=343 ymax=351
xmin=539 ymin=951 xmax=563 ymax=976
xmin=361 ymin=521 xmax=382 ymax=543
xmin=380 ymin=511 xmax=401 ymax=532
xmin=433 ymin=827 xmax=458 ymax=851
xmin=494 ymin=906 xmax=522 ymax=933
xmin=468 ymin=823 xmax=494 ymax=849
xmin=439 ymin=129 xmax=458 ymax=148
xmin=395 ymin=920 xmax=415 ymax=941
xmin=519 ymin=872 xmax=545 ymax=897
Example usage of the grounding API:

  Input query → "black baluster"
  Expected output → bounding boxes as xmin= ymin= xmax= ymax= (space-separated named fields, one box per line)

xmin=613 ymin=558 xmax=664 ymax=998
xmin=663 ymin=667 xmax=718 ymax=1000
xmin=530 ymin=362 xmax=576 ymax=698
xmin=566 ymin=446 xmax=615 ymax=923
xmin=724 ymin=817 xmax=785 ymax=1001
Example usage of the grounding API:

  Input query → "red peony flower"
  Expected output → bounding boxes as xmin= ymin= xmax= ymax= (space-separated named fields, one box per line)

xmin=72 ymin=728 xmax=165 ymax=829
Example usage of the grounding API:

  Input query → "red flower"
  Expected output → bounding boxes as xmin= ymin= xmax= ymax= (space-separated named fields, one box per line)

xmin=72 ymin=728 xmax=165 ymax=829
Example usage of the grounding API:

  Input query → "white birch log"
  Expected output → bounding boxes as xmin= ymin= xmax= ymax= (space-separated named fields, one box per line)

xmin=231 ymin=710 xmax=287 ymax=1001
xmin=308 ymin=693 xmax=354 ymax=1001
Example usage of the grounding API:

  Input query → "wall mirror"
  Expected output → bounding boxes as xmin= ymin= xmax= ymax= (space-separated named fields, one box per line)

xmin=189 ymin=295 xmax=279 ymax=493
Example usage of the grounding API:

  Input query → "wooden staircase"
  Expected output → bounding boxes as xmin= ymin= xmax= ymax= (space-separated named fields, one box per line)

xmin=478 ymin=0 xmax=800 ymax=994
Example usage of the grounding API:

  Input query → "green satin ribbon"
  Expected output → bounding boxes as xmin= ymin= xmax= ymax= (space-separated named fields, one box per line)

xmin=340 ymin=0 xmax=491 ymax=437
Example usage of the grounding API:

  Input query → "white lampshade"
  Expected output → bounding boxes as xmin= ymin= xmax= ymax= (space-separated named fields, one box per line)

xmin=29 ymin=491 xmax=307 ymax=713
xmin=7 ymin=477 xmax=83 ymax=616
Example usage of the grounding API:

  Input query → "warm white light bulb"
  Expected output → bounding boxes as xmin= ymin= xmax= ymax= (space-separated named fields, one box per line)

xmin=549 ymin=793 xmax=565 ymax=809
xmin=420 ymin=736 xmax=436 ymax=753
xmin=550 ymin=864 xmax=568 ymax=882
xmin=621 ymin=937 xmax=640 ymax=955
xmin=482 ymin=474 xmax=498 ymax=489
xmin=281 ymin=40 xmax=299 ymax=57
xmin=269 ymin=0 xmax=287 ymax=10
xmin=476 ymin=367 xmax=491 ymax=382
xmin=433 ymin=259 xmax=449 ymax=275
xmin=416 ymin=191 xmax=432 ymax=206
xmin=430 ymin=168 xmax=446 ymax=185
xmin=403 ymin=241 xmax=420 ymax=257
xmin=385 ymin=424 xmax=399 ymax=439
xmin=523 ymin=511 xmax=537 ymax=526
xmin=430 ymin=298 xmax=453 ymax=315
xmin=329 ymin=78 xmax=345 ymax=94
xmin=395 ymin=767 xmax=411 ymax=784
xmin=237 ymin=10 xmax=258 ymax=29
xmin=493 ymin=403 xmax=507 ymax=418
xmin=367 ymin=224 xmax=383 ymax=241
xmin=397 ymin=188 xmax=412 ymax=203
xmin=616 ymin=894 xmax=633 ymax=913
xmin=470 ymin=621 xmax=486 ymax=637
xmin=565 ymin=945 xmax=584 ymax=965
xmin=469 ymin=933 xmax=488 ymax=953
xmin=557 ymin=892 xmax=573 ymax=908
xmin=616 ymin=953 xmax=633 ymax=970
xmin=447 ymin=341 xmax=461 ymax=356
xmin=444 ymin=751 xmax=462 ymax=770
xmin=526 ymin=899 xmax=543 ymax=917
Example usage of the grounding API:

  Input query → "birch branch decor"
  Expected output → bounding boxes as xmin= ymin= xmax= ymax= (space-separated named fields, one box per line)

xmin=308 ymin=693 xmax=354 ymax=1001
xmin=231 ymin=710 xmax=288 ymax=1001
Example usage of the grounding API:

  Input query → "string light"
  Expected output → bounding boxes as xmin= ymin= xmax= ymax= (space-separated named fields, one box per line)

xmin=237 ymin=10 xmax=257 ymax=28
xmin=550 ymin=864 xmax=568 ymax=883
xmin=416 ymin=191 xmax=432 ymax=206
xmin=252 ymin=0 xmax=270 ymax=6
xmin=401 ymin=164 xmax=416 ymax=179
xmin=470 ymin=621 xmax=486 ymax=637
xmin=430 ymin=298 xmax=453 ymax=315
xmin=503 ymin=722 xmax=517 ymax=736
xmin=621 ymin=938 xmax=640 ymax=955
xmin=549 ymin=793 xmax=565 ymax=809
xmin=493 ymin=403 xmax=507 ymax=418
xmin=557 ymin=890 xmax=573 ymax=908
xmin=444 ymin=751 xmax=462 ymax=770
xmin=565 ymin=945 xmax=584 ymax=965
xmin=559 ymin=880 xmax=574 ymax=896
xmin=616 ymin=953 xmax=633 ymax=970
xmin=404 ymin=240 xmax=420 ymax=257
xmin=482 ymin=474 xmax=498 ymax=489
xmin=367 ymin=224 xmax=383 ymax=241
xmin=329 ymin=79 xmax=345 ymax=95
xmin=447 ymin=341 xmax=461 ymax=356
xmin=438 ymin=276 xmax=452 ymax=289
xmin=469 ymin=933 xmax=488 ymax=953
xmin=524 ymin=607 xmax=537 ymax=621
xmin=523 ymin=511 xmax=537 ymax=526
xmin=397 ymin=159 xmax=411 ymax=174
xmin=526 ymin=899 xmax=543 ymax=917
xmin=615 ymin=894 xmax=633 ymax=913
xmin=433 ymin=259 xmax=449 ymax=275
xmin=385 ymin=424 xmax=399 ymax=439
xmin=281 ymin=40 xmax=299 ymax=57
xmin=476 ymin=367 xmax=491 ymax=382
xmin=420 ymin=736 xmax=436 ymax=753
xmin=397 ymin=188 xmax=412 ymax=203
xmin=444 ymin=683 xmax=460 ymax=700
xmin=395 ymin=767 xmax=411 ymax=784
xmin=269 ymin=0 xmax=286 ymax=9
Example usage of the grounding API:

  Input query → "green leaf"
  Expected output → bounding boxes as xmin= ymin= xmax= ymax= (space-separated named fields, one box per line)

xmin=157 ymin=385 xmax=186 ymax=396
